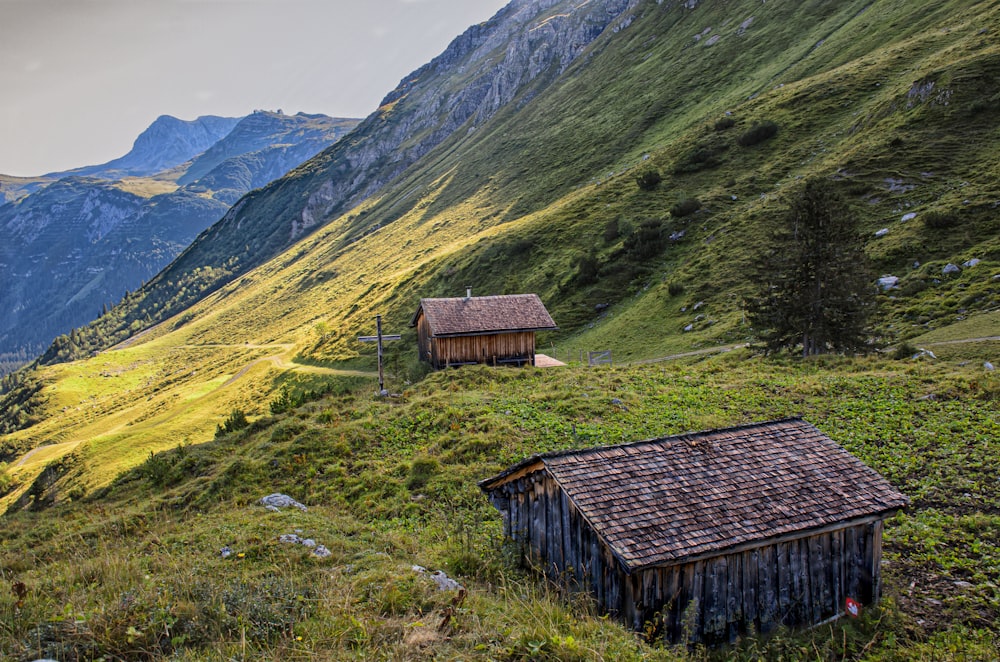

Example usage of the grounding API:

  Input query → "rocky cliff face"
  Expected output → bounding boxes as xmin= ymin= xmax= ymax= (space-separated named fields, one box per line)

xmin=293 ymin=0 xmax=639 ymax=237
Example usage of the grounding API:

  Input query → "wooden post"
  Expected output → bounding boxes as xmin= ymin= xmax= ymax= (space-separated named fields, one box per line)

xmin=357 ymin=314 xmax=401 ymax=394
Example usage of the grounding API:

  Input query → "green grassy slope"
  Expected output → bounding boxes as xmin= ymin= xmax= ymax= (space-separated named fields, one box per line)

xmin=1 ymin=357 xmax=998 ymax=659
xmin=1 ymin=0 xmax=997 ymax=512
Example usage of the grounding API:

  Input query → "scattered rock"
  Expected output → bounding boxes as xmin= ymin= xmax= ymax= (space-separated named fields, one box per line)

xmin=942 ymin=263 xmax=961 ymax=275
xmin=595 ymin=303 xmax=610 ymax=312
xmin=985 ymin=362 xmax=995 ymax=372
xmin=684 ymin=324 xmax=694 ymax=332
xmin=874 ymin=228 xmax=889 ymax=238
xmin=220 ymin=546 xmax=233 ymax=559
xmin=692 ymin=301 xmax=705 ymax=310
xmin=954 ymin=581 xmax=974 ymax=589
xmin=669 ymin=230 xmax=686 ymax=242
xmin=884 ymin=177 xmax=914 ymax=193
xmin=260 ymin=493 xmax=308 ymax=512
xmin=901 ymin=212 xmax=917 ymax=222
xmin=312 ymin=545 xmax=332 ymax=559
xmin=704 ymin=35 xmax=721 ymax=46
xmin=963 ymin=258 xmax=980 ymax=268
xmin=878 ymin=275 xmax=899 ymax=290
xmin=412 ymin=565 xmax=464 ymax=591
xmin=431 ymin=570 xmax=463 ymax=592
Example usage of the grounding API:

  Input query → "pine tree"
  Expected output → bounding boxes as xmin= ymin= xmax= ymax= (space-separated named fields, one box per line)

xmin=745 ymin=178 xmax=877 ymax=356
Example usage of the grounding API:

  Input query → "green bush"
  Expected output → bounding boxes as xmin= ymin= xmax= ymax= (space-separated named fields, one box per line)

xmin=575 ymin=253 xmax=601 ymax=285
xmin=623 ymin=219 xmax=667 ymax=260
xmin=737 ymin=120 xmax=779 ymax=146
xmin=634 ymin=164 xmax=662 ymax=190
xmin=714 ymin=116 xmax=736 ymax=131
xmin=923 ymin=210 xmax=959 ymax=229
xmin=215 ymin=408 xmax=249 ymax=438
xmin=670 ymin=197 xmax=702 ymax=218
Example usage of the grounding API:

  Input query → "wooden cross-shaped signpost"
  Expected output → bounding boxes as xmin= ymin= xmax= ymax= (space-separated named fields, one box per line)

xmin=357 ymin=314 xmax=401 ymax=394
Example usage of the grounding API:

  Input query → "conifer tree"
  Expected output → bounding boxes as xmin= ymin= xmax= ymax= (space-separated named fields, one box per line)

xmin=745 ymin=178 xmax=877 ymax=356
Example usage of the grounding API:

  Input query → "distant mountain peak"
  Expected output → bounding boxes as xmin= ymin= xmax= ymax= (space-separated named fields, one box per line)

xmin=45 ymin=115 xmax=243 ymax=180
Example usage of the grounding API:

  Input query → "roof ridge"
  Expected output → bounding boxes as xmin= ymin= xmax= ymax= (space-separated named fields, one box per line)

xmin=478 ymin=417 xmax=806 ymax=489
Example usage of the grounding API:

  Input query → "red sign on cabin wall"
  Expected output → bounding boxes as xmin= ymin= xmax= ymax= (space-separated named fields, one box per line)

xmin=845 ymin=597 xmax=862 ymax=618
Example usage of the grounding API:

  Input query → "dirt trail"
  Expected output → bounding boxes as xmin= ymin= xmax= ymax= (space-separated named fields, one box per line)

xmin=627 ymin=335 xmax=999 ymax=366
xmin=12 ymin=440 xmax=82 ymax=469
xmin=223 ymin=355 xmax=375 ymax=387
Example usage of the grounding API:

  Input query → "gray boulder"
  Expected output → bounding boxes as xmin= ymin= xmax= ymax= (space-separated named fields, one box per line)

xmin=260 ymin=493 xmax=308 ymax=512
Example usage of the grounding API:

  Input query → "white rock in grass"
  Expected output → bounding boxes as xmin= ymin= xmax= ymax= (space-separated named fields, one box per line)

xmin=878 ymin=276 xmax=899 ymax=290
xmin=431 ymin=570 xmax=463 ymax=592
xmin=259 ymin=493 xmax=308 ymax=512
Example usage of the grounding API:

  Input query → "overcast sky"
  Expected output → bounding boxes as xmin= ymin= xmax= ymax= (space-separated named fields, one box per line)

xmin=0 ymin=0 xmax=510 ymax=176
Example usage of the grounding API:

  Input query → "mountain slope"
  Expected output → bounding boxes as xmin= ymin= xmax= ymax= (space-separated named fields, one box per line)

xmin=0 ymin=112 xmax=359 ymax=369
xmin=61 ymin=0 xmax=641 ymax=349
xmin=54 ymin=0 xmax=999 ymax=365
xmin=2 ymin=0 xmax=993 ymax=471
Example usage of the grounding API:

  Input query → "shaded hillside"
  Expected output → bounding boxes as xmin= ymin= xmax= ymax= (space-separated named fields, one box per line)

xmin=0 ymin=112 xmax=359 ymax=370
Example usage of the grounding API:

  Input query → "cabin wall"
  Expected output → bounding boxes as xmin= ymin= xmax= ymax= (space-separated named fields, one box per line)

xmin=430 ymin=331 xmax=536 ymax=369
xmin=488 ymin=471 xmax=631 ymax=617
xmin=415 ymin=314 xmax=435 ymax=365
xmin=627 ymin=520 xmax=883 ymax=645
xmin=487 ymin=475 xmax=886 ymax=645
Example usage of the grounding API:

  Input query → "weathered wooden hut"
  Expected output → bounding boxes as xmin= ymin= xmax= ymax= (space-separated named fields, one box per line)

xmin=479 ymin=418 xmax=908 ymax=645
xmin=410 ymin=293 xmax=557 ymax=369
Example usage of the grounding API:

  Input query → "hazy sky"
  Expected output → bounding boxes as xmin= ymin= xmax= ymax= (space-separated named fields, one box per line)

xmin=0 ymin=0 xmax=510 ymax=176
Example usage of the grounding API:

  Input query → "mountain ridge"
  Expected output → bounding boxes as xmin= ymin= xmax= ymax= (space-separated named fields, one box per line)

xmin=42 ymin=114 xmax=242 ymax=180
xmin=0 ymin=112 xmax=360 ymax=370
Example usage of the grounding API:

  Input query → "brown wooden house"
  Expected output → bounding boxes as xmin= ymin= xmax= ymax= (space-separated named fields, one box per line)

xmin=410 ymin=293 xmax=557 ymax=369
xmin=479 ymin=418 xmax=908 ymax=645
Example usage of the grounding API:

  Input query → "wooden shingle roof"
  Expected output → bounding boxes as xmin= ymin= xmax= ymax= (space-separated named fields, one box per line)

xmin=410 ymin=294 xmax=557 ymax=337
xmin=480 ymin=418 xmax=908 ymax=571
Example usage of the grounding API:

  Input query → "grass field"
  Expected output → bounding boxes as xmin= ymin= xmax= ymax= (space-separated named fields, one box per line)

xmin=1 ymin=350 xmax=998 ymax=660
